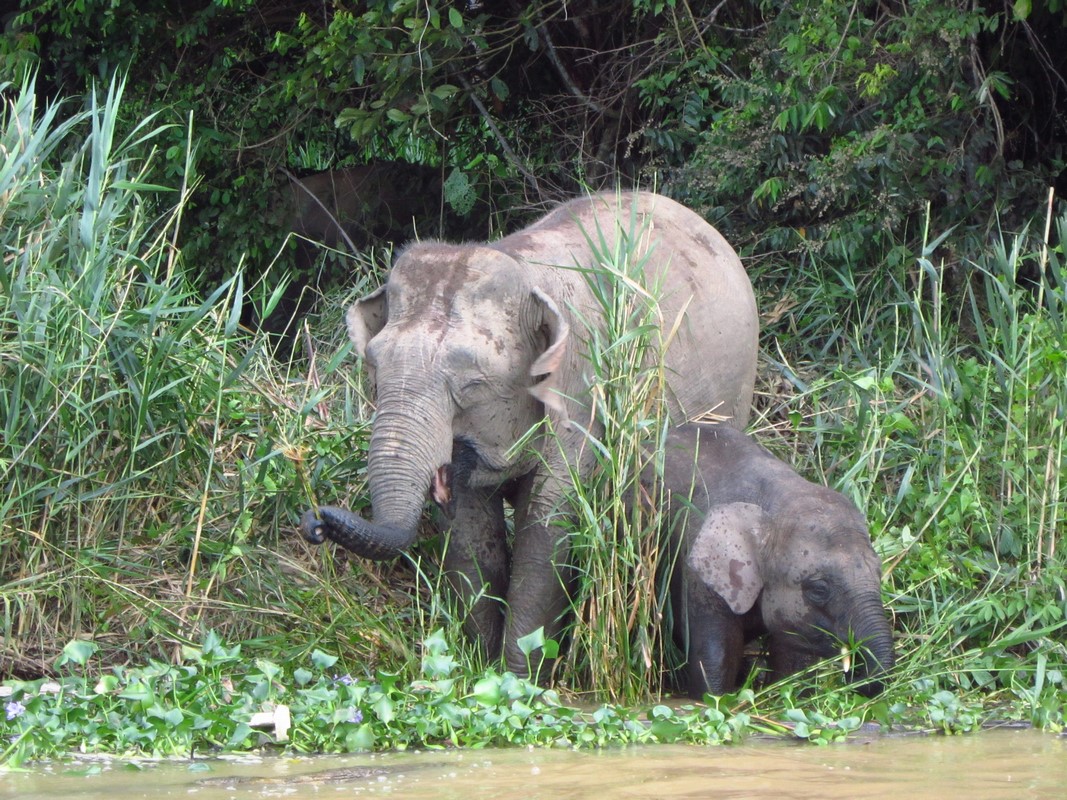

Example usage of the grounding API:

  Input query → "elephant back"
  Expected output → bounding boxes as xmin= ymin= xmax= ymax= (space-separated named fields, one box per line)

xmin=499 ymin=192 xmax=759 ymax=428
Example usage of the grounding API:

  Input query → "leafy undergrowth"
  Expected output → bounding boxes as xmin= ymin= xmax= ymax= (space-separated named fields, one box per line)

xmin=3 ymin=627 xmax=1065 ymax=767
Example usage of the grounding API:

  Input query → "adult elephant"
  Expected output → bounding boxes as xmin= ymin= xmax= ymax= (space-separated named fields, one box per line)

xmin=301 ymin=191 xmax=759 ymax=679
xmin=259 ymin=163 xmax=448 ymax=343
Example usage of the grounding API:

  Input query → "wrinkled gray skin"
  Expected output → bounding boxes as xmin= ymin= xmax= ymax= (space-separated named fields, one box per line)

xmin=301 ymin=192 xmax=759 ymax=680
xmin=656 ymin=424 xmax=895 ymax=698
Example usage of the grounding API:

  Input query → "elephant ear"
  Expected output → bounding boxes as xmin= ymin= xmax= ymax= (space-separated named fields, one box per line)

xmin=527 ymin=286 xmax=571 ymax=416
xmin=346 ymin=285 xmax=387 ymax=358
xmin=686 ymin=501 xmax=768 ymax=615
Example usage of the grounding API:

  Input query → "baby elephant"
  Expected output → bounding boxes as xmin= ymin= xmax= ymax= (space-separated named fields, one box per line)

xmin=657 ymin=424 xmax=894 ymax=698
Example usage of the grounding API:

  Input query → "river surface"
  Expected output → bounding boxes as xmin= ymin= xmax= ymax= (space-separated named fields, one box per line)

xmin=2 ymin=728 xmax=1064 ymax=799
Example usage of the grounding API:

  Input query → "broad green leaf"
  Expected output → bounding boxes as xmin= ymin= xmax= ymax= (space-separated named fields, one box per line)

xmin=311 ymin=649 xmax=339 ymax=670
xmin=56 ymin=639 xmax=99 ymax=668
xmin=373 ymin=695 xmax=395 ymax=724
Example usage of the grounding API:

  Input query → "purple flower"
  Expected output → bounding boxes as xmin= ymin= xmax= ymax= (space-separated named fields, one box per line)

xmin=347 ymin=708 xmax=363 ymax=724
xmin=333 ymin=674 xmax=355 ymax=686
xmin=5 ymin=701 xmax=25 ymax=721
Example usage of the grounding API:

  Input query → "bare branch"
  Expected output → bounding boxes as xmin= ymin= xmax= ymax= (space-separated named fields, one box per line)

xmin=536 ymin=13 xmax=611 ymax=116
xmin=457 ymin=73 xmax=542 ymax=199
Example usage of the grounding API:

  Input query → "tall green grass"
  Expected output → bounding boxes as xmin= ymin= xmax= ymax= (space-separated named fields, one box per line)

xmin=551 ymin=197 xmax=680 ymax=703
xmin=750 ymin=206 xmax=1067 ymax=708
xmin=0 ymin=75 xmax=418 ymax=679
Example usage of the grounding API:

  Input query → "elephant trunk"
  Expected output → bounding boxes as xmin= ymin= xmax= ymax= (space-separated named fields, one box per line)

xmin=303 ymin=375 xmax=454 ymax=560
xmin=845 ymin=598 xmax=895 ymax=696
xmin=300 ymin=505 xmax=414 ymax=559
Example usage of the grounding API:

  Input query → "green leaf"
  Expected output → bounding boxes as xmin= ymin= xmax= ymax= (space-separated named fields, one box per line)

xmin=422 ymin=653 xmax=457 ymax=679
xmin=373 ymin=694 xmax=395 ymax=724
xmin=851 ymin=374 xmax=878 ymax=391
xmin=346 ymin=723 xmax=375 ymax=751
xmin=432 ymin=83 xmax=460 ymax=100
xmin=649 ymin=707 xmax=686 ymax=741
xmin=423 ymin=629 xmax=449 ymax=655
xmin=255 ymin=659 xmax=282 ymax=681
xmin=444 ymin=168 xmax=475 ymax=215
xmin=311 ymin=649 xmax=339 ymax=670
xmin=752 ymin=176 xmax=783 ymax=207
xmin=449 ymin=7 xmax=464 ymax=29
xmin=112 ymin=180 xmax=173 ymax=192
xmin=94 ymin=674 xmax=120 ymax=694
xmin=118 ymin=681 xmax=154 ymax=705
xmin=56 ymin=639 xmax=99 ymax=668
xmin=227 ymin=723 xmax=253 ymax=748
xmin=490 ymin=77 xmax=509 ymax=101
xmin=225 ymin=271 xmax=243 ymax=335
xmin=472 ymin=676 xmax=503 ymax=706
xmin=516 ymin=627 xmax=545 ymax=656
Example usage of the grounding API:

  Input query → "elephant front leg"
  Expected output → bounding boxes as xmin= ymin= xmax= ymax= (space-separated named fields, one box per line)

xmin=502 ymin=475 xmax=576 ymax=682
xmin=442 ymin=485 xmax=509 ymax=659
xmin=503 ymin=521 xmax=573 ymax=682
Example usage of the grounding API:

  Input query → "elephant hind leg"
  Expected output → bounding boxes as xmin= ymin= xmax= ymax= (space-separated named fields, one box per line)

xmin=442 ymin=486 xmax=510 ymax=659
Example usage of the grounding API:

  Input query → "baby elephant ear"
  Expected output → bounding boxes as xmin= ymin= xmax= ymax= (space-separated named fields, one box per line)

xmin=346 ymin=285 xmax=387 ymax=358
xmin=686 ymin=501 xmax=768 ymax=615
xmin=527 ymin=287 xmax=571 ymax=416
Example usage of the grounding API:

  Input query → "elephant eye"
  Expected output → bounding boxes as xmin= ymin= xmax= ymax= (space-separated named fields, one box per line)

xmin=802 ymin=578 xmax=832 ymax=606
xmin=450 ymin=375 xmax=488 ymax=407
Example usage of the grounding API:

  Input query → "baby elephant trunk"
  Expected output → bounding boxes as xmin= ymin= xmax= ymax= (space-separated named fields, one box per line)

xmin=844 ymin=600 xmax=895 ymax=696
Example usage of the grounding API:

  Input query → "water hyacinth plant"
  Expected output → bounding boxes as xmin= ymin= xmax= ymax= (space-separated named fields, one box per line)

xmin=0 ymin=629 xmax=758 ymax=766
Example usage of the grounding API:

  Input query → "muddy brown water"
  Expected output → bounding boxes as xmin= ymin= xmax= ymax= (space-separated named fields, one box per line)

xmin=1 ymin=729 xmax=1064 ymax=799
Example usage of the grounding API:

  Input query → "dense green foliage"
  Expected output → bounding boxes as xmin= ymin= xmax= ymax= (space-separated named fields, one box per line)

xmin=3 ymin=1 xmax=1063 ymax=290
xmin=1 ymin=0 xmax=1066 ymax=763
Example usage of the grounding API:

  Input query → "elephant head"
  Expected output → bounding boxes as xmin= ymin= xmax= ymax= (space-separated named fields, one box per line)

xmin=305 ymin=243 xmax=572 ymax=558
